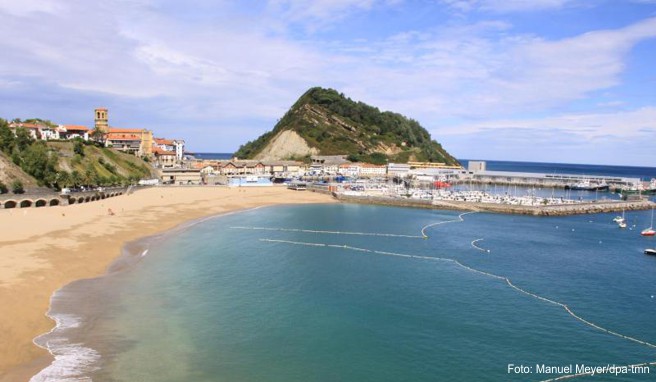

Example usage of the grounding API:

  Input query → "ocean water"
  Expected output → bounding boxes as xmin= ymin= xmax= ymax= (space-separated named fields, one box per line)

xmin=460 ymin=159 xmax=656 ymax=181
xmin=33 ymin=203 xmax=656 ymax=381
xmin=192 ymin=152 xmax=233 ymax=160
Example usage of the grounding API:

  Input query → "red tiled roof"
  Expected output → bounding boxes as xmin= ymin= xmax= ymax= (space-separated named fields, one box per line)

xmin=154 ymin=138 xmax=174 ymax=145
xmin=16 ymin=123 xmax=41 ymax=129
xmin=64 ymin=125 xmax=90 ymax=132
xmin=152 ymin=147 xmax=175 ymax=155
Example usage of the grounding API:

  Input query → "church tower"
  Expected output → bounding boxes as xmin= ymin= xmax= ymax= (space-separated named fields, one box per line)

xmin=94 ymin=107 xmax=109 ymax=133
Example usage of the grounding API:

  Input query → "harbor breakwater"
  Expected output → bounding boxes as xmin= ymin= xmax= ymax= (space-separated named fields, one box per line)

xmin=332 ymin=193 xmax=655 ymax=216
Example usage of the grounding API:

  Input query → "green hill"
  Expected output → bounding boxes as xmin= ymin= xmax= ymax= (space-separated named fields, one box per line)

xmin=0 ymin=119 xmax=155 ymax=193
xmin=234 ymin=87 xmax=459 ymax=165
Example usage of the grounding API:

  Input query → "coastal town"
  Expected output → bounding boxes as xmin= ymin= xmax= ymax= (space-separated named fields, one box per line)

xmin=1 ymin=107 xmax=655 ymax=216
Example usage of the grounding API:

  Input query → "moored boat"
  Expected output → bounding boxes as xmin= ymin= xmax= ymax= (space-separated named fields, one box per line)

xmin=645 ymin=248 xmax=656 ymax=256
xmin=641 ymin=208 xmax=655 ymax=237
xmin=642 ymin=227 xmax=656 ymax=236
xmin=566 ymin=180 xmax=609 ymax=191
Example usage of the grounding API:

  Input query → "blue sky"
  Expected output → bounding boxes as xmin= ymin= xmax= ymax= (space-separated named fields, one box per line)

xmin=0 ymin=0 xmax=655 ymax=166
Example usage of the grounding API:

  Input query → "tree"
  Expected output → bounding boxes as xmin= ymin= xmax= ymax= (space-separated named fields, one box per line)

xmin=0 ymin=119 xmax=15 ymax=153
xmin=73 ymin=139 xmax=85 ymax=156
xmin=55 ymin=171 xmax=71 ymax=189
xmin=84 ymin=163 xmax=99 ymax=186
xmin=20 ymin=142 xmax=58 ymax=187
xmin=14 ymin=127 xmax=33 ymax=151
xmin=90 ymin=129 xmax=105 ymax=144
xmin=11 ymin=180 xmax=24 ymax=194
xmin=71 ymin=170 xmax=82 ymax=187
xmin=0 ymin=181 xmax=7 ymax=194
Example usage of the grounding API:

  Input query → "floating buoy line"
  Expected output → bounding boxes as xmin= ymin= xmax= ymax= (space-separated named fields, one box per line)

xmin=244 ymin=210 xmax=654 ymax=380
xmin=230 ymin=226 xmax=424 ymax=239
xmin=420 ymin=211 xmax=478 ymax=238
xmin=261 ymin=238 xmax=656 ymax=355
xmin=470 ymin=238 xmax=490 ymax=253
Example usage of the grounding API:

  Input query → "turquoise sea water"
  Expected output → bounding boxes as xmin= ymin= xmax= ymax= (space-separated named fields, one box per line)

xmin=34 ymin=204 xmax=656 ymax=381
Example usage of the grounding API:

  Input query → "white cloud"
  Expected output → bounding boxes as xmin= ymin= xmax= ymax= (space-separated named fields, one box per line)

xmin=0 ymin=0 xmax=654 ymax=161
xmin=266 ymin=0 xmax=400 ymax=29
xmin=440 ymin=0 xmax=573 ymax=13
xmin=439 ymin=107 xmax=656 ymax=139
xmin=0 ymin=0 xmax=64 ymax=16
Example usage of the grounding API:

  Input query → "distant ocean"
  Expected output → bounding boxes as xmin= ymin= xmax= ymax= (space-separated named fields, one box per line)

xmin=193 ymin=152 xmax=233 ymax=160
xmin=460 ymin=159 xmax=656 ymax=181
xmin=193 ymin=153 xmax=656 ymax=180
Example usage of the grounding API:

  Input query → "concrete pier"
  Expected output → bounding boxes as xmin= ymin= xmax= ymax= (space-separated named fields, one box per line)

xmin=334 ymin=193 xmax=655 ymax=216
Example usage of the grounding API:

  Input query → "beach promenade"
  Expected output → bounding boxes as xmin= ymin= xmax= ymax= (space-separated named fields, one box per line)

xmin=0 ymin=186 xmax=335 ymax=382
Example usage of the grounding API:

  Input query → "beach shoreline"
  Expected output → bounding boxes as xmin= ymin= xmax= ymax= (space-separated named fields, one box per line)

xmin=0 ymin=186 xmax=335 ymax=382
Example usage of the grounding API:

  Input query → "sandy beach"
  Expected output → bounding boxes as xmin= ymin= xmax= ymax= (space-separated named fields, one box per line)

xmin=0 ymin=186 xmax=335 ymax=381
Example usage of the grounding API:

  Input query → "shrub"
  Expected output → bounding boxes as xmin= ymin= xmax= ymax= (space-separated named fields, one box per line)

xmin=0 ymin=181 xmax=7 ymax=194
xmin=11 ymin=180 xmax=24 ymax=194
xmin=73 ymin=140 xmax=85 ymax=156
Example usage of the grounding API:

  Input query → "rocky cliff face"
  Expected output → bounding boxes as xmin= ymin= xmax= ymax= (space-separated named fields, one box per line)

xmin=253 ymin=130 xmax=318 ymax=161
xmin=235 ymin=87 xmax=459 ymax=165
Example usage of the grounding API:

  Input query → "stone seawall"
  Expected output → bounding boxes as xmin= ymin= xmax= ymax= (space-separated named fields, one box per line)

xmin=335 ymin=194 xmax=655 ymax=216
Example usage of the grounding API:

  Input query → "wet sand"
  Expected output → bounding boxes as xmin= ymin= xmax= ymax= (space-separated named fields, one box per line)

xmin=0 ymin=186 xmax=335 ymax=381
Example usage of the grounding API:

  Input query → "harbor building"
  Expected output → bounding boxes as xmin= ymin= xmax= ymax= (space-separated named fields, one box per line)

xmin=461 ymin=161 xmax=640 ymax=188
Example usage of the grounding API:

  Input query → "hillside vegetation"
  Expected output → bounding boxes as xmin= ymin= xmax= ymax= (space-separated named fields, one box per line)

xmin=235 ymin=87 xmax=459 ymax=165
xmin=0 ymin=118 xmax=154 ymax=193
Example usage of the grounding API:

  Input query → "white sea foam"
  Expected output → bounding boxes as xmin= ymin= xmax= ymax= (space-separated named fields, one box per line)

xmin=30 ymin=339 xmax=100 ymax=382
xmin=31 ymin=299 xmax=101 ymax=382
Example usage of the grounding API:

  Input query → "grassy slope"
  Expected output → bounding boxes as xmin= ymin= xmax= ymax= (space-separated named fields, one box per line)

xmin=0 ymin=154 xmax=40 ymax=189
xmin=48 ymin=141 xmax=155 ymax=180
xmin=0 ymin=142 xmax=154 ymax=193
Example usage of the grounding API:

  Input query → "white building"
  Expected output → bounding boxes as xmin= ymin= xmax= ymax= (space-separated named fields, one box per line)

xmin=359 ymin=163 xmax=387 ymax=177
xmin=387 ymin=163 xmax=411 ymax=176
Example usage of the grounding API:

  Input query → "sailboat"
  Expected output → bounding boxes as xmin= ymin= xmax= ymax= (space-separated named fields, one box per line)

xmin=641 ymin=208 xmax=655 ymax=236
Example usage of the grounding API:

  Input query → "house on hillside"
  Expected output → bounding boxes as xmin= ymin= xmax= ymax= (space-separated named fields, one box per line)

xmin=59 ymin=125 xmax=89 ymax=140
xmin=105 ymin=128 xmax=153 ymax=157
xmin=154 ymin=137 xmax=185 ymax=163
xmin=152 ymin=147 xmax=177 ymax=168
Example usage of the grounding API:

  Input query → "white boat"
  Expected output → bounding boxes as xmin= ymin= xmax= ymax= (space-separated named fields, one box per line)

xmin=645 ymin=248 xmax=656 ymax=256
xmin=613 ymin=210 xmax=625 ymax=224
xmin=618 ymin=221 xmax=627 ymax=229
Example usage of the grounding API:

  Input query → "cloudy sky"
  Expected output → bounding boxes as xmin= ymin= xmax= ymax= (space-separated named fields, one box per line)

xmin=0 ymin=0 xmax=655 ymax=166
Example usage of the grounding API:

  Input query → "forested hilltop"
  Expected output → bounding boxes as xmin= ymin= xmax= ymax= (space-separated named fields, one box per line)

xmin=234 ymin=87 xmax=459 ymax=165
xmin=0 ymin=118 xmax=153 ymax=194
